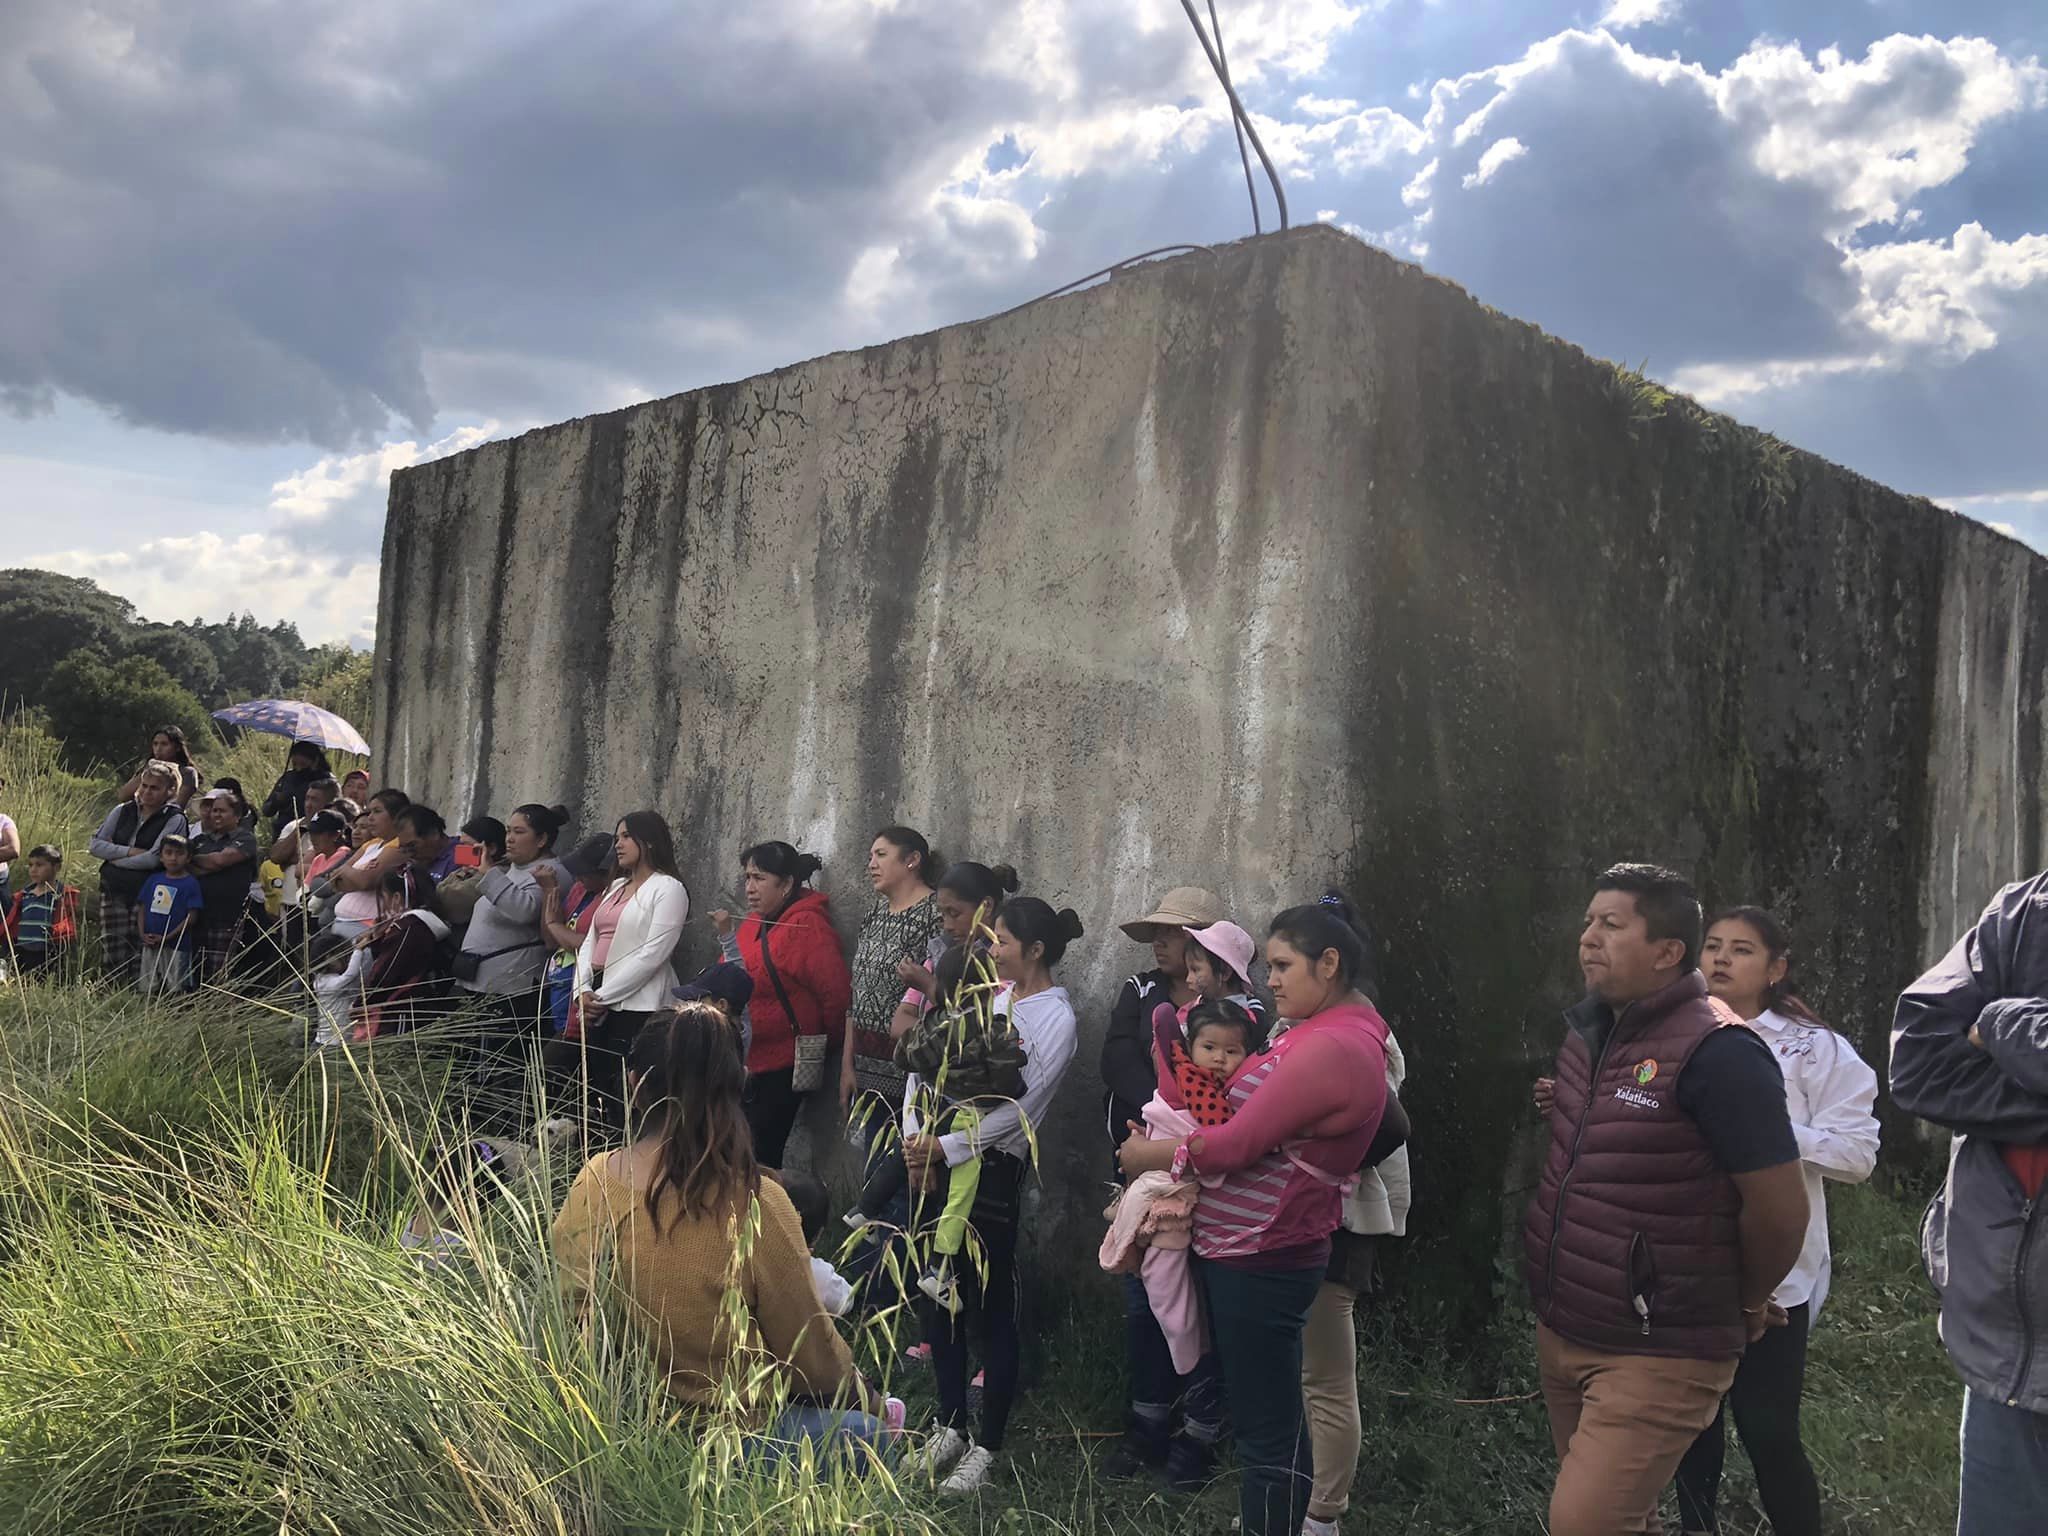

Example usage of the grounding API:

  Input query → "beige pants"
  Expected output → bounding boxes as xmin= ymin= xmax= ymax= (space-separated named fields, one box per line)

xmin=1537 ymin=1324 xmax=1738 ymax=1535
xmin=1300 ymin=1278 xmax=1362 ymax=1522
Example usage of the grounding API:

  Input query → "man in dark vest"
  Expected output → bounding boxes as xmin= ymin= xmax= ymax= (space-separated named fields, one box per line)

xmin=1525 ymin=863 xmax=1809 ymax=1534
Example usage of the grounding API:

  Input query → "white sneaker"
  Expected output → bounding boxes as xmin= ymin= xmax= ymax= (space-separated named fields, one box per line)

xmin=917 ymin=1265 xmax=961 ymax=1315
xmin=939 ymin=1444 xmax=997 ymax=1494
xmin=913 ymin=1424 xmax=968 ymax=1481
xmin=1303 ymin=1518 xmax=1341 ymax=1536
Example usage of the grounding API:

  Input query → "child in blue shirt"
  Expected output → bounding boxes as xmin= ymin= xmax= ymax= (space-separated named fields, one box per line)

xmin=137 ymin=835 xmax=203 ymax=996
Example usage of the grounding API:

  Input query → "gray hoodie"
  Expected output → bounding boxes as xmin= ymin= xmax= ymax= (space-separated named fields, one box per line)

xmin=457 ymin=859 xmax=565 ymax=996
xmin=1891 ymin=871 xmax=2048 ymax=1413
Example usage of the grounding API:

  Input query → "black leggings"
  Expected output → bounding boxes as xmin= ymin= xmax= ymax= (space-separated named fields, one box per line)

xmin=745 ymin=1068 xmax=805 ymax=1168
xmin=539 ymin=1006 xmax=654 ymax=1137
xmin=1674 ymin=1300 xmax=1820 ymax=1535
xmin=922 ymin=1150 xmax=1023 ymax=1452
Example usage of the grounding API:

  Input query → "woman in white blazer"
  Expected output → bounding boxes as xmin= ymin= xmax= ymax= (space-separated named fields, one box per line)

xmin=559 ymin=810 xmax=689 ymax=1133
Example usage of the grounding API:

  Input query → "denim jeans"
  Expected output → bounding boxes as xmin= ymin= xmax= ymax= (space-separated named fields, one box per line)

xmin=1199 ymin=1257 xmax=1322 ymax=1536
xmin=744 ymin=1405 xmax=888 ymax=1472
xmin=1959 ymin=1389 xmax=2048 ymax=1536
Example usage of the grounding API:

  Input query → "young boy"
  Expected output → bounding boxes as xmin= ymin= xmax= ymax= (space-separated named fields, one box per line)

xmin=137 ymin=835 xmax=203 ymax=996
xmin=2 ymin=846 xmax=81 ymax=978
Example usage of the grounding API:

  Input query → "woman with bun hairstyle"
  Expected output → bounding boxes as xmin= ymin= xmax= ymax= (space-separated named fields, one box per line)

xmin=1120 ymin=900 xmax=1391 ymax=1536
xmin=713 ymin=840 xmax=852 ymax=1168
xmin=1276 ymin=890 xmax=1410 ymax=1536
xmin=841 ymin=826 xmax=944 ymax=1116
xmin=903 ymin=895 xmax=1084 ymax=1496
xmin=458 ymin=803 xmax=572 ymax=1025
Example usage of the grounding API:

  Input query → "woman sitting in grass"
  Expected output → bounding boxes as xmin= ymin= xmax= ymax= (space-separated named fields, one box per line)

xmin=551 ymin=1003 xmax=901 ymax=1465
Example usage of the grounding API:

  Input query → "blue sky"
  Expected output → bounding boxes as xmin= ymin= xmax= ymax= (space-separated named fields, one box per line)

xmin=2 ymin=0 xmax=2043 ymax=644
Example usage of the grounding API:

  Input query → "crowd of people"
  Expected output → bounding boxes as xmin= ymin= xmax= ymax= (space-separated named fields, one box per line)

xmin=2 ymin=723 xmax=2043 ymax=1535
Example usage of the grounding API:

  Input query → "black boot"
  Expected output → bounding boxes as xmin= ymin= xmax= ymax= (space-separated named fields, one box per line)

xmin=1101 ymin=1415 xmax=1170 ymax=1480
xmin=1162 ymin=1430 xmax=1220 ymax=1494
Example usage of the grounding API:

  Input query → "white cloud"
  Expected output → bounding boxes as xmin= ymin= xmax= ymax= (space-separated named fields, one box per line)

xmin=1600 ymin=0 xmax=1680 ymax=29
xmin=31 ymin=532 xmax=381 ymax=649
xmin=1297 ymin=93 xmax=1361 ymax=118
xmin=269 ymin=423 xmax=495 ymax=525
xmin=1713 ymin=36 xmax=2048 ymax=232
xmin=1847 ymin=223 xmax=2048 ymax=360
xmin=1461 ymin=136 xmax=1526 ymax=188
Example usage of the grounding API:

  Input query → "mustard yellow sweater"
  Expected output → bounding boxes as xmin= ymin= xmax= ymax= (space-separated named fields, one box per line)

xmin=551 ymin=1154 xmax=858 ymax=1410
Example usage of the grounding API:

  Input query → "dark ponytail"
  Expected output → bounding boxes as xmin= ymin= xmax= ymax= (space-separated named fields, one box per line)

xmin=627 ymin=1004 xmax=759 ymax=1225
xmin=1269 ymin=886 xmax=1377 ymax=995
xmin=512 ymin=802 xmax=569 ymax=852
xmin=1709 ymin=905 xmax=1829 ymax=1030
xmin=874 ymin=825 xmax=944 ymax=884
xmin=1000 ymin=896 xmax=1085 ymax=969
xmin=461 ymin=816 xmax=507 ymax=859
xmin=741 ymin=840 xmax=824 ymax=888
xmin=939 ymin=860 xmax=1022 ymax=914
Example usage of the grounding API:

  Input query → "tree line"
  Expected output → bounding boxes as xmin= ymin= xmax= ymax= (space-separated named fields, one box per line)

xmin=0 ymin=568 xmax=372 ymax=770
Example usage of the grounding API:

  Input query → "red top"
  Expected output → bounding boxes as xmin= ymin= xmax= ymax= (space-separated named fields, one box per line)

xmin=737 ymin=888 xmax=852 ymax=1075
xmin=2004 ymin=1145 xmax=2048 ymax=1202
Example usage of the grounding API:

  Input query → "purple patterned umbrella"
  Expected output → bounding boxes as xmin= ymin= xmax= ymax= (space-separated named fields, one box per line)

xmin=211 ymin=699 xmax=371 ymax=756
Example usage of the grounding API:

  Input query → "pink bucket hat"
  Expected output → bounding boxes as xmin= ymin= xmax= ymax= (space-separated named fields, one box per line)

xmin=1187 ymin=920 xmax=1255 ymax=988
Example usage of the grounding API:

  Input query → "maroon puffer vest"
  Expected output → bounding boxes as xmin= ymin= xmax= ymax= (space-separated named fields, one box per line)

xmin=1523 ymin=971 xmax=1746 ymax=1360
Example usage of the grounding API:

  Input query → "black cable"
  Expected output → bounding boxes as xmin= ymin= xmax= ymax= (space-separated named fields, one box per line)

xmin=1208 ymin=0 xmax=1261 ymax=236
xmin=984 ymin=245 xmax=1215 ymax=323
xmin=1177 ymin=0 xmax=1288 ymax=230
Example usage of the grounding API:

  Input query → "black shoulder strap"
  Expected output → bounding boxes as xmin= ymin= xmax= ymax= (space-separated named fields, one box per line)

xmin=757 ymin=913 xmax=806 ymax=1036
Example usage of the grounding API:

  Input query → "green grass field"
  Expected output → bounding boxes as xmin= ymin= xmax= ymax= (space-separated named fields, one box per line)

xmin=0 ymin=722 xmax=1964 ymax=1533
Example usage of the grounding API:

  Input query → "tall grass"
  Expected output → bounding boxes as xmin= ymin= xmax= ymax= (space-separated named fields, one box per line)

xmin=0 ymin=720 xmax=1968 ymax=1534
xmin=0 ymin=987 xmax=954 ymax=1536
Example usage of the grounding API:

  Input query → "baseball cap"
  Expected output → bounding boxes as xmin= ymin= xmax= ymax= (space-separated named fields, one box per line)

xmin=199 ymin=787 xmax=237 ymax=805
xmin=1120 ymin=886 xmax=1225 ymax=943
xmin=675 ymin=960 xmax=755 ymax=1010
xmin=560 ymin=834 xmax=614 ymax=881
xmin=303 ymin=810 xmax=348 ymax=838
xmin=1187 ymin=919 xmax=1256 ymax=987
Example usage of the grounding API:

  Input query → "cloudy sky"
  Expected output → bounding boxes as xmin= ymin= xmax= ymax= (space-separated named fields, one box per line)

xmin=3 ymin=0 xmax=2044 ymax=646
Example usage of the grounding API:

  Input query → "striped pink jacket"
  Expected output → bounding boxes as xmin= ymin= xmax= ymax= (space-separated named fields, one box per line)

xmin=1190 ymin=1002 xmax=1390 ymax=1261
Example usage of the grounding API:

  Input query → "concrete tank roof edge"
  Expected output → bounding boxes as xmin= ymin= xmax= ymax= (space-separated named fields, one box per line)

xmin=385 ymin=223 xmax=2039 ymax=561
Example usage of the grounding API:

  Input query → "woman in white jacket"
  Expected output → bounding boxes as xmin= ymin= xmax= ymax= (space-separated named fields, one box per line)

xmin=561 ymin=811 xmax=689 ymax=1134
xmin=1674 ymin=906 xmax=1880 ymax=1536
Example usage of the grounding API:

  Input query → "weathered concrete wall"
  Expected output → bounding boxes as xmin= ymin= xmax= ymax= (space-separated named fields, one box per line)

xmin=375 ymin=226 xmax=2047 ymax=1306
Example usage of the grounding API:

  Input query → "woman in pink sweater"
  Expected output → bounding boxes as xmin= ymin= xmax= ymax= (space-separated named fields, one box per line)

xmin=1120 ymin=901 xmax=1389 ymax=1536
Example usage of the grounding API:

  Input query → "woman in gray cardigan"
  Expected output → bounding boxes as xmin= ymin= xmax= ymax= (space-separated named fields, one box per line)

xmin=458 ymin=804 xmax=570 ymax=1027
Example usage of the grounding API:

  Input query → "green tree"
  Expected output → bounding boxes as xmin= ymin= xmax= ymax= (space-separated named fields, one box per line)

xmin=299 ymin=646 xmax=374 ymax=730
xmin=194 ymin=613 xmax=313 ymax=699
xmin=125 ymin=624 xmax=226 ymax=703
xmin=0 ymin=570 xmax=137 ymax=713
xmin=40 ymin=650 xmax=216 ymax=773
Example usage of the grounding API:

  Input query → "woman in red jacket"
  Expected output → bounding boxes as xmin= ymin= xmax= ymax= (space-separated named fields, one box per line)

xmin=712 ymin=840 xmax=852 ymax=1167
